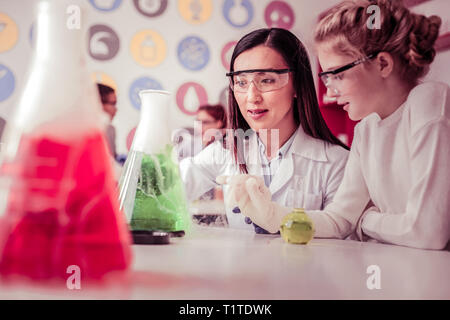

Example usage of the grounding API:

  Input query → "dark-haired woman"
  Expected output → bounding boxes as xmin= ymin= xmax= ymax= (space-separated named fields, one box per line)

xmin=180 ymin=28 xmax=349 ymax=233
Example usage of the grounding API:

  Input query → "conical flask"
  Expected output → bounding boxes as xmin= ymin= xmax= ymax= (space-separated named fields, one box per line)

xmin=119 ymin=90 xmax=190 ymax=239
xmin=0 ymin=0 xmax=132 ymax=282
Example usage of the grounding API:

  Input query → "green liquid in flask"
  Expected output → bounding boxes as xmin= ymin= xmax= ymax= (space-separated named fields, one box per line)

xmin=128 ymin=145 xmax=190 ymax=233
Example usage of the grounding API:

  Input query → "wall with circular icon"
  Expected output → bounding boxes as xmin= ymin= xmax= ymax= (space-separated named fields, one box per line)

xmin=0 ymin=0 xmax=317 ymax=152
xmin=1 ymin=0 xmax=449 ymax=152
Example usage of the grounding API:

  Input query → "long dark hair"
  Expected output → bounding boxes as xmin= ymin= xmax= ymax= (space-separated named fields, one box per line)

xmin=227 ymin=28 xmax=349 ymax=173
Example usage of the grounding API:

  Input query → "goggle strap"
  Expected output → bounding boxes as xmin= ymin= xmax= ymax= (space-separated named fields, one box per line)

xmin=226 ymin=68 xmax=292 ymax=77
xmin=318 ymin=52 xmax=378 ymax=77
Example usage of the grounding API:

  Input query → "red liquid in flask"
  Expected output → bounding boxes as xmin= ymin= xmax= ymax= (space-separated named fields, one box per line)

xmin=0 ymin=130 xmax=132 ymax=282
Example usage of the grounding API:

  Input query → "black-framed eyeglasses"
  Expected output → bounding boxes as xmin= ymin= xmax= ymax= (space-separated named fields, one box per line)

xmin=318 ymin=52 xmax=378 ymax=87
xmin=226 ymin=68 xmax=293 ymax=93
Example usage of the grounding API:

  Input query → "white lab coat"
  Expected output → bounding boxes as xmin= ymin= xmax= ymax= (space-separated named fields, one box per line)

xmin=308 ymin=82 xmax=450 ymax=249
xmin=179 ymin=126 xmax=349 ymax=231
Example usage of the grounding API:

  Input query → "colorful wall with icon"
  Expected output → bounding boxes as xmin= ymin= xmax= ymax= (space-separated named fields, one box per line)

xmin=1 ymin=0 xmax=449 ymax=153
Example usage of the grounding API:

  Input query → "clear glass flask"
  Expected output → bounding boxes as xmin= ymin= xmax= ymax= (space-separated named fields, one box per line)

xmin=119 ymin=90 xmax=190 ymax=239
xmin=280 ymin=175 xmax=315 ymax=244
xmin=0 ymin=0 xmax=132 ymax=282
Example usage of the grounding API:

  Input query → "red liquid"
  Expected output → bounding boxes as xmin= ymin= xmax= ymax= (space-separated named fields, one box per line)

xmin=0 ymin=131 xmax=132 ymax=282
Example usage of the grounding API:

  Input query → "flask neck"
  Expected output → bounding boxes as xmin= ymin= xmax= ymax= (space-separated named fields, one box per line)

xmin=133 ymin=91 xmax=172 ymax=154
xmin=9 ymin=0 xmax=105 ymax=139
xmin=139 ymin=93 xmax=170 ymax=126
xmin=34 ymin=0 xmax=86 ymax=67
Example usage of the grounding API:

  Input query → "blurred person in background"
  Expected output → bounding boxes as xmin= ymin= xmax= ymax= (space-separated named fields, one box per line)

xmin=97 ymin=83 xmax=127 ymax=166
xmin=174 ymin=104 xmax=228 ymax=201
xmin=196 ymin=104 xmax=227 ymax=148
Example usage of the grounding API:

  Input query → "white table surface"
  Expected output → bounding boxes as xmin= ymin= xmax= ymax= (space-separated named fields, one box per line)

xmin=0 ymin=224 xmax=449 ymax=300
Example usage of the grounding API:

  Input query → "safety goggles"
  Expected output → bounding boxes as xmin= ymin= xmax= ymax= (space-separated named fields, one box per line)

xmin=226 ymin=68 xmax=292 ymax=93
xmin=318 ymin=53 xmax=378 ymax=90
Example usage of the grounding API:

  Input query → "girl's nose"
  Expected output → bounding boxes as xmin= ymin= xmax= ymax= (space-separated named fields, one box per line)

xmin=326 ymin=86 xmax=340 ymax=98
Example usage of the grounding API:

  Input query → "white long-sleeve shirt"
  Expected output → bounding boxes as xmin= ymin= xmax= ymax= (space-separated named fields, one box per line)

xmin=308 ymin=82 xmax=450 ymax=250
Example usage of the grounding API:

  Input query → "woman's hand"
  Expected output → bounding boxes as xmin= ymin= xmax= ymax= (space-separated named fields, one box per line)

xmin=217 ymin=175 xmax=290 ymax=233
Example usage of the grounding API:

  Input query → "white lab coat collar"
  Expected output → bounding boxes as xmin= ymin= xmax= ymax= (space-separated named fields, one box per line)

xmin=289 ymin=126 xmax=328 ymax=162
xmin=244 ymin=126 xmax=328 ymax=195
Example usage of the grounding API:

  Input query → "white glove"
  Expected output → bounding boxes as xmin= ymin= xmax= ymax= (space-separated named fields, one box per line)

xmin=216 ymin=174 xmax=258 ymax=209
xmin=217 ymin=175 xmax=291 ymax=233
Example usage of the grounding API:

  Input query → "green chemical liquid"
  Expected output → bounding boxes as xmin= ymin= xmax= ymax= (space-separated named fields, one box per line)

xmin=280 ymin=208 xmax=315 ymax=244
xmin=128 ymin=145 xmax=190 ymax=233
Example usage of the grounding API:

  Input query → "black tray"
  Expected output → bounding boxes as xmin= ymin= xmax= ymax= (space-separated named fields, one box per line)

xmin=131 ymin=230 xmax=170 ymax=245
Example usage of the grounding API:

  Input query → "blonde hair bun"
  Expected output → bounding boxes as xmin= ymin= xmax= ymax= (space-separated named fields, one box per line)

xmin=407 ymin=14 xmax=442 ymax=68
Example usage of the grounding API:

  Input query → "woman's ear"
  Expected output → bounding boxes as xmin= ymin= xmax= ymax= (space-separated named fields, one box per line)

xmin=376 ymin=52 xmax=395 ymax=78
